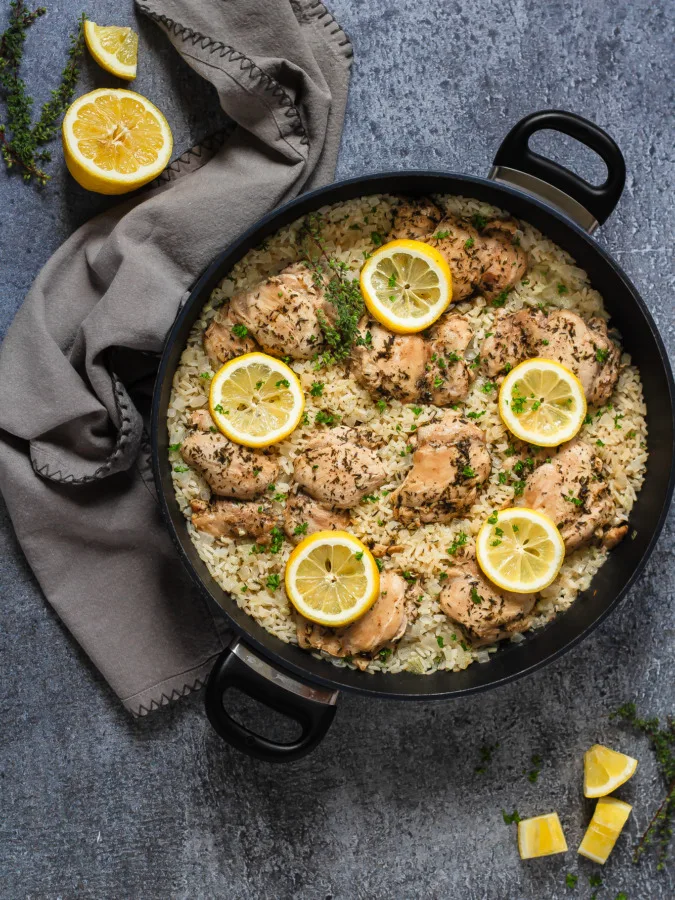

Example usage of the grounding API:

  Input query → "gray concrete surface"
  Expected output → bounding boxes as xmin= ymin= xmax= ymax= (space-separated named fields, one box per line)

xmin=1 ymin=1 xmax=674 ymax=897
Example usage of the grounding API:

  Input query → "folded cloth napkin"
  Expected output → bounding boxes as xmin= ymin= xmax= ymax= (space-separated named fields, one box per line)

xmin=0 ymin=0 xmax=352 ymax=715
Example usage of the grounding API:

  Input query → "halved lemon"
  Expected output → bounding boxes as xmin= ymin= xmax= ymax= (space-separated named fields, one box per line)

xmin=518 ymin=813 xmax=568 ymax=859
xmin=84 ymin=21 xmax=138 ymax=80
xmin=499 ymin=358 xmax=587 ymax=447
xmin=578 ymin=796 xmax=632 ymax=864
xmin=62 ymin=89 xmax=172 ymax=195
xmin=476 ymin=507 xmax=564 ymax=594
xmin=285 ymin=531 xmax=380 ymax=627
xmin=583 ymin=744 xmax=638 ymax=798
xmin=209 ymin=352 xmax=304 ymax=448
xmin=359 ymin=239 xmax=453 ymax=333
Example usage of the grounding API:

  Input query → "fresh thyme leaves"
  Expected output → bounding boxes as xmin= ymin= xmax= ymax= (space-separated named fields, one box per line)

xmin=475 ymin=742 xmax=499 ymax=774
xmin=300 ymin=213 xmax=366 ymax=367
xmin=526 ymin=753 xmax=542 ymax=783
xmin=565 ymin=873 xmax=578 ymax=889
xmin=1 ymin=4 xmax=85 ymax=184
xmin=610 ymin=702 xmax=675 ymax=869
xmin=502 ymin=808 xmax=521 ymax=825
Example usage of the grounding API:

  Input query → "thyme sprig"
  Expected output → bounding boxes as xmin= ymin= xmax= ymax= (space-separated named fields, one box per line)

xmin=299 ymin=212 xmax=367 ymax=368
xmin=610 ymin=702 xmax=675 ymax=870
xmin=0 ymin=2 xmax=85 ymax=185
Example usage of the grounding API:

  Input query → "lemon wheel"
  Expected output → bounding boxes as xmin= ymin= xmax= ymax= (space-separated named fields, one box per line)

xmin=62 ymin=89 xmax=172 ymax=195
xmin=359 ymin=239 xmax=453 ymax=333
xmin=285 ymin=531 xmax=380 ymax=627
xmin=476 ymin=507 xmax=564 ymax=594
xmin=518 ymin=813 xmax=568 ymax=859
xmin=209 ymin=352 xmax=304 ymax=448
xmin=499 ymin=358 xmax=587 ymax=447
xmin=583 ymin=744 xmax=638 ymax=798
xmin=84 ymin=21 xmax=138 ymax=80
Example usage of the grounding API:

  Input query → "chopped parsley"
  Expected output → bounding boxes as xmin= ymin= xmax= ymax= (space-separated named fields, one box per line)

xmin=378 ymin=647 xmax=392 ymax=662
xmin=376 ymin=399 xmax=387 ymax=412
xmin=502 ymin=809 xmax=521 ymax=825
xmin=375 ymin=558 xmax=384 ymax=572
xmin=595 ymin=347 xmax=609 ymax=363
xmin=268 ymin=527 xmax=284 ymax=554
xmin=438 ymin=572 xmax=448 ymax=581
xmin=173 ymin=465 xmax=189 ymax=473
xmin=354 ymin=551 xmax=364 ymax=560
xmin=436 ymin=635 xmax=445 ymax=648
xmin=512 ymin=480 xmax=526 ymax=496
xmin=168 ymin=442 xmax=181 ymax=452
xmin=402 ymin=571 xmax=417 ymax=583
xmin=596 ymin=439 xmax=605 ymax=447
xmin=464 ymin=237 xmax=475 ymax=250
xmin=541 ymin=339 xmax=550 ymax=346
xmin=565 ymin=492 xmax=584 ymax=507
xmin=370 ymin=231 xmax=383 ymax=246
xmin=309 ymin=381 xmax=324 ymax=397
xmin=557 ymin=283 xmax=568 ymax=294
xmin=614 ymin=413 xmax=625 ymax=429
xmin=231 ymin=323 xmax=249 ymax=338
xmin=315 ymin=410 xmax=339 ymax=426
xmin=471 ymin=213 xmax=487 ymax=230
xmin=467 ymin=410 xmax=485 ymax=419
xmin=498 ymin=472 xmax=507 ymax=484
xmin=492 ymin=290 xmax=510 ymax=308
xmin=487 ymin=510 xmax=499 ymax=524
xmin=293 ymin=522 xmax=309 ymax=536
xmin=491 ymin=539 xmax=502 ymax=547
xmin=254 ymin=380 xmax=264 ymax=390
xmin=481 ymin=381 xmax=496 ymax=393
xmin=275 ymin=378 xmax=290 ymax=389
xmin=447 ymin=532 xmax=468 ymax=556
xmin=432 ymin=229 xmax=450 ymax=240
xmin=266 ymin=573 xmax=281 ymax=591
xmin=470 ymin=586 xmax=483 ymax=605
xmin=462 ymin=465 xmax=476 ymax=478
xmin=199 ymin=372 xmax=212 ymax=380
xmin=387 ymin=272 xmax=397 ymax=288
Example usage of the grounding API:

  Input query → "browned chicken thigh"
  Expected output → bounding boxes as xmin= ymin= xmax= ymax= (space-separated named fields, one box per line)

xmin=439 ymin=559 xmax=537 ymax=644
xmin=393 ymin=414 xmax=491 ymax=524
xmin=296 ymin=572 xmax=410 ymax=668
xmin=517 ymin=440 xmax=627 ymax=554
xmin=203 ymin=306 xmax=258 ymax=369
xmin=190 ymin=498 xmax=280 ymax=542
xmin=293 ymin=426 xmax=388 ymax=509
xmin=283 ymin=490 xmax=351 ymax=542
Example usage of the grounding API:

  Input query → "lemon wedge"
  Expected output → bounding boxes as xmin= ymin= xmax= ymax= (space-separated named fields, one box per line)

xmin=84 ymin=21 xmax=138 ymax=80
xmin=476 ymin=507 xmax=564 ymax=593
xmin=584 ymin=744 xmax=638 ymax=798
xmin=285 ymin=531 xmax=380 ymax=627
xmin=62 ymin=89 xmax=172 ymax=195
xmin=518 ymin=813 xmax=568 ymax=859
xmin=499 ymin=358 xmax=587 ymax=447
xmin=578 ymin=796 xmax=632 ymax=864
xmin=359 ymin=239 xmax=453 ymax=333
xmin=209 ymin=352 xmax=304 ymax=448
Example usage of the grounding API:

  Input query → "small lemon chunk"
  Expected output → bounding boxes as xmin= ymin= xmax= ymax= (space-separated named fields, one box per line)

xmin=578 ymin=796 xmax=632 ymax=864
xmin=84 ymin=21 xmax=138 ymax=80
xmin=359 ymin=239 xmax=453 ymax=333
xmin=584 ymin=744 xmax=638 ymax=798
xmin=518 ymin=812 xmax=568 ymax=859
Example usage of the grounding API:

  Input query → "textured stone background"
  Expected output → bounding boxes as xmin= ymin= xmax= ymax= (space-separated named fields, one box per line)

xmin=1 ymin=1 xmax=673 ymax=898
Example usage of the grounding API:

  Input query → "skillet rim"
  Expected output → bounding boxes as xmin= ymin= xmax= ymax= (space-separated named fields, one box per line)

xmin=151 ymin=170 xmax=675 ymax=700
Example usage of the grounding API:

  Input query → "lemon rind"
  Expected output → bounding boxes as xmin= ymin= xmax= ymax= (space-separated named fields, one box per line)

xmin=285 ymin=531 xmax=380 ymax=627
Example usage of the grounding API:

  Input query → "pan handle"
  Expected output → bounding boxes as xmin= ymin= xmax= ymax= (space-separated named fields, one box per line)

xmin=204 ymin=638 xmax=338 ymax=761
xmin=489 ymin=110 xmax=626 ymax=233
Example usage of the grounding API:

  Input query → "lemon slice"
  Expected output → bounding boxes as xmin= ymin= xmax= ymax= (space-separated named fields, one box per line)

xmin=359 ymin=239 xmax=453 ymax=333
xmin=583 ymin=744 xmax=638 ymax=798
xmin=285 ymin=531 xmax=380 ymax=627
xmin=476 ymin=507 xmax=564 ymax=594
xmin=518 ymin=813 xmax=568 ymax=859
xmin=209 ymin=352 xmax=304 ymax=448
xmin=84 ymin=21 xmax=138 ymax=80
xmin=62 ymin=89 xmax=172 ymax=195
xmin=578 ymin=796 xmax=632 ymax=864
xmin=499 ymin=358 xmax=587 ymax=447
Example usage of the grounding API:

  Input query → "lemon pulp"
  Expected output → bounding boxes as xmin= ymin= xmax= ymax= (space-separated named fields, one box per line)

xmin=84 ymin=22 xmax=138 ymax=79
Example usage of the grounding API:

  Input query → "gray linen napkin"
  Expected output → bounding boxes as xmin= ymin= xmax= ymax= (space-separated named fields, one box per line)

xmin=0 ymin=0 xmax=352 ymax=715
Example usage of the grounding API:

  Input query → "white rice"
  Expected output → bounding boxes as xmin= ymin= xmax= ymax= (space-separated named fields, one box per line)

xmin=167 ymin=194 xmax=648 ymax=676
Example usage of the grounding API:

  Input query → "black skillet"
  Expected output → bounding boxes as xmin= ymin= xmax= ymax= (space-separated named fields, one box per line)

xmin=151 ymin=111 xmax=675 ymax=761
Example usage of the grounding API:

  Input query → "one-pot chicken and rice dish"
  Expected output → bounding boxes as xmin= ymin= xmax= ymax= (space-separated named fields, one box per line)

xmin=167 ymin=194 xmax=647 ymax=675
